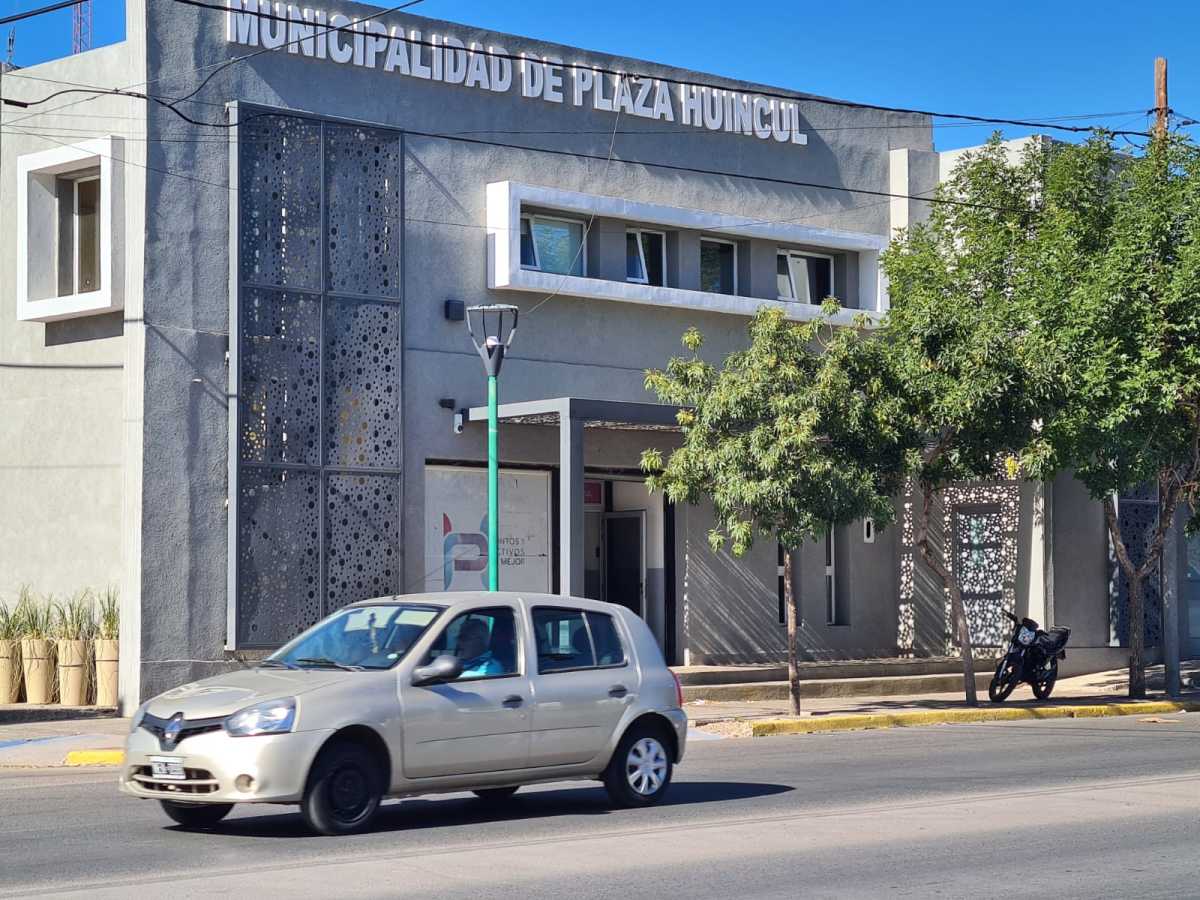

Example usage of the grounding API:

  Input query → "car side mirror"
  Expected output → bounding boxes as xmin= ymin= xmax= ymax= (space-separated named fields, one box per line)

xmin=412 ymin=653 xmax=464 ymax=686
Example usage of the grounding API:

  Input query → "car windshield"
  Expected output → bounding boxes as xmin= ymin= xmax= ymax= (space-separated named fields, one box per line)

xmin=266 ymin=604 xmax=443 ymax=671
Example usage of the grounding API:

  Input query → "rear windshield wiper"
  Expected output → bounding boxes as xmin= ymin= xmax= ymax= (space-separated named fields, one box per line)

xmin=296 ymin=657 xmax=364 ymax=672
xmin=258 ymin=659 xmax=300 ymax=670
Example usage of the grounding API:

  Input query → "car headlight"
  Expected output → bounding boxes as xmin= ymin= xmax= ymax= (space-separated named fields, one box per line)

xmin=224 ymin=697 xmax=296 ymax=737
xmin=130 ymin=701 xmax=150 ymax=733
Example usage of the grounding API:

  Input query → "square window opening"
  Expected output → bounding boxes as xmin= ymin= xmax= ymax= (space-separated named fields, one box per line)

xmin=520 ymin=213 xmax=586 ymax=276
xmin=700 ymin=239 xmax=737 ymax=295
xmin=778 ymin=251 xmax=835 ymax=305
xmin=626 ymin=228 xmax=666 ymax=286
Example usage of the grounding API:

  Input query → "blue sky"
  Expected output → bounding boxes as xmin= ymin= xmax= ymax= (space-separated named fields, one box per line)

xmin=4 ymin=0 xmax=1199 ymax=149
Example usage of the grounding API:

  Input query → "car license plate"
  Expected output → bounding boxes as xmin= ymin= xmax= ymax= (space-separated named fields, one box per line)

xmin=149 ymin=755 xmax=186 ymax=781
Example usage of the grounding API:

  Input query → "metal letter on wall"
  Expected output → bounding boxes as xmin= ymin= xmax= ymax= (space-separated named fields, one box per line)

xmin=234 ymin=112 xmax=403 ymax=647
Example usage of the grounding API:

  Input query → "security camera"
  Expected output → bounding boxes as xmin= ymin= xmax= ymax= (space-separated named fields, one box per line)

xmin=453 ymin=410 xmax=465 ymax=435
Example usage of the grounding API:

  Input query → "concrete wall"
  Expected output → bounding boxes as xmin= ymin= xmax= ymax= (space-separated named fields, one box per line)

xmin=0 ymin=42 xmax=142 ymax=618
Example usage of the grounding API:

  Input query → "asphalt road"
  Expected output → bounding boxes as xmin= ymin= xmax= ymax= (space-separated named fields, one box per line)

xmin=2 ymin=715 xmax=1198 ymax=899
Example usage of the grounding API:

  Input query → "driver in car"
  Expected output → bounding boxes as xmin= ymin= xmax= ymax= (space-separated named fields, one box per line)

xmin=455 ymin=618 xmax=502 ymax=677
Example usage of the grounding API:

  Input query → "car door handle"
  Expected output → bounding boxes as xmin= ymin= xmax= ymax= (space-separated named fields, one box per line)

xmin=608 ymin=685 xmax=629 ymax=698
xmin=501 ymin=695 xmax=524 ymax=708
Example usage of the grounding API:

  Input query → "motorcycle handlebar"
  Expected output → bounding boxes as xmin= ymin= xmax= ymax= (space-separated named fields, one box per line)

xmin=1001 ymin=610 xmax=1020 ymax=624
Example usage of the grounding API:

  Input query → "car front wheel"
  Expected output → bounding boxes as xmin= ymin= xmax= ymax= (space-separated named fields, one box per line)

xmin=160 ymin=799 xmax=233 ymax=829
xmin=301 ymin=740 xmax=383 ymax=836
xmin=603 ymin=724 xmax=673 ymax=808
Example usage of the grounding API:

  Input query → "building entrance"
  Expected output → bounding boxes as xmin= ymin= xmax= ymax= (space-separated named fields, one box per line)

xmin=604 ymin=510 xmax=646 ymax=617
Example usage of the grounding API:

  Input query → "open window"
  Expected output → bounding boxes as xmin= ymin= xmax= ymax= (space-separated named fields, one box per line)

xmin=777 ymin=250 xmax=835 ymax=305
xmin=519 ymin=213 xmax=586 ymax=276
xmin=626 ymin=228 xmax=666 ymax=286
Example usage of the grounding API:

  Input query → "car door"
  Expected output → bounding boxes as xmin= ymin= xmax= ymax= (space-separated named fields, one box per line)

xmin=399 ymin=605 xmax=532 ymax=779
xmin=526 ymin=606 xmax=638 ymax=768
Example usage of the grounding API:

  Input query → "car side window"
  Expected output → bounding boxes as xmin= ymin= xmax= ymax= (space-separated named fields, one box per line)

xmin=532 ymin=608 xmax=596 ymax=673
xmin=586 ymin=612 xmax=626 ymax=666
xmin=423 ymin=607 xmax=520 ymax=680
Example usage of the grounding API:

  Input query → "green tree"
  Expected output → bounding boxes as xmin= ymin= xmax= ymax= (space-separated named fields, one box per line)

xmin=1026 ymin=133 xmax=1200 ymax=697
xmin=881 ymin=137 xmax=1061 ymax=704
xmin=642 ymin=305 xmax=917 ymax=716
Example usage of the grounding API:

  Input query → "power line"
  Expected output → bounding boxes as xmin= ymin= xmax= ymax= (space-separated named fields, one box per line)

xmin=165 ymin=0 xmax=1154 ymax=139
xmin=0 ymin=0 xmax=82 ymax=27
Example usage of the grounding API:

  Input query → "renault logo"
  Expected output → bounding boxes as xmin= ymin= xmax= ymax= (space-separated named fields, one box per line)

xmin=162 ymin=712 xmax=185 ymax=750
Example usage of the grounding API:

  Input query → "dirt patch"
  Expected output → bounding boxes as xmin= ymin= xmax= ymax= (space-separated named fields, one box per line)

xmin=695 ymin=719 xmax=753 ymax=739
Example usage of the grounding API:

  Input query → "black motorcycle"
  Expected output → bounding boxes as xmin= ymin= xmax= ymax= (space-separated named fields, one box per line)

xmin=988 ymin=611 xmax=1071 ymax=703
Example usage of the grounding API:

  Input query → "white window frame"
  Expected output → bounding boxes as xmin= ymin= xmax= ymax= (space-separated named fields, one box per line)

xmin=777 ymin=249 xmax=836 ymax=304
xmin=626 ymin=228 xmax=667 ymax=286
xmin=69 ymin=174 xmax=102 ymax=296
xmin=700 ymin=236 xmax=738 ymax=295
xmin=16 ymin=136 xmax=122 ymax=323
xmin=487 ymin=182 xmax=888 ymax=325
xmin=519 ymin=212 xmax=588 ymax=276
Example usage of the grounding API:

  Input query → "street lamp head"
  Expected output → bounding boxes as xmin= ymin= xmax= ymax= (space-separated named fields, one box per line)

xmin=466 ymin=304 xmax=519 ymax=377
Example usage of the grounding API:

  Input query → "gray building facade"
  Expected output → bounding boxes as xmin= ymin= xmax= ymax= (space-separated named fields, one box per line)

xmin=2 ymin=2 xmax=1192 ymax=710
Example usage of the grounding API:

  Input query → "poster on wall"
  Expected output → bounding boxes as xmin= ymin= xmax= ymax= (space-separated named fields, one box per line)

xmin=424 ymin=465 xmax=552 ymax=593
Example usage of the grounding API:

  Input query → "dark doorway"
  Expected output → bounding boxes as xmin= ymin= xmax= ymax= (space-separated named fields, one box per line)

xmin=604 ymin=511 xmax=645 ymax=616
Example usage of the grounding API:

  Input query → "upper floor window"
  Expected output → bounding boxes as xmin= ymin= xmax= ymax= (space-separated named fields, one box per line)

xmin=700 ymin=238 xmax=736 ymax=295
xmin=626 ymin=228 xmax=666 ymax=286
xmin=520 ymin=214 xmax=585 ymax=276
xmin=778 ymin=251 xmax=834 ymax=304
xmin=57 ymin=173 xmax=101 ymax=297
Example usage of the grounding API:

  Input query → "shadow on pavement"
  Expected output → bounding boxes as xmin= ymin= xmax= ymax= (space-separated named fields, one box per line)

xmin=176 ymin=780 xmax=793 ymax=840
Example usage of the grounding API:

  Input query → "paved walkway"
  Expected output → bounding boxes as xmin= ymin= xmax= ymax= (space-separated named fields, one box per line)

xmin=0 ymin=716 xmax=129 ymax=767
xmin=684 ymin=665 xmax=1200 ymax=725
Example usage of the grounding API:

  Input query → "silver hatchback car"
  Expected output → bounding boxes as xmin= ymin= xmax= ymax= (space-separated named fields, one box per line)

xmin=121 ymin=592 xmax=687 ymax=834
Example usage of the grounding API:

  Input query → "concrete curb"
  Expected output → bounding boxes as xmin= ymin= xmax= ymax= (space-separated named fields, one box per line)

xmin=64 ymin=749 xmax=124 ymax=766
xmin=749 ymin=700 xmax=1200 ymax=737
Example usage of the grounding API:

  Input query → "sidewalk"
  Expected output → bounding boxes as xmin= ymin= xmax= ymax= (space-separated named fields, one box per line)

xmin=687 ymin=664 xmax=1200 ymax=737
xmin=0 ymin=714 xmax=129 ymax=767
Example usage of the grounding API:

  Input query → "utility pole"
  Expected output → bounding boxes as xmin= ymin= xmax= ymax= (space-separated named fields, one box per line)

xmin=1154 ymin=56 xmax=1168 ymax=139
xmin=1154 ymin=56 xmax=1182 ymax=698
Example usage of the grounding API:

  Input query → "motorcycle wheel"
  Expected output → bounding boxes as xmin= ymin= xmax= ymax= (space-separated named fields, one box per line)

xmin=988 ymin=656 xmax=1019 ymax=703
xmin=1032 ymin=656 xmax=1058 ymax=700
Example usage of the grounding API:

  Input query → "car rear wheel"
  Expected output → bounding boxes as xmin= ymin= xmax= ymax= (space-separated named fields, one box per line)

xmin=603 ymin=723 xmax=673 ymax=808
xmin=160 ymin=800 xmax=233 ymax=829
xmin=301 ymin=740 xmax=383 ymax=836
xmin=473 ymin=786 xmax=520 ymax=802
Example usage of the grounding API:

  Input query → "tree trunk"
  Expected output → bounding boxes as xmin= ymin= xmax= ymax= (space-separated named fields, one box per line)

xmin=784 ymin=549 xmax=801 ymax=716
xmin=914 ymin=485 xmax=978 ymax=706
xmin=1127 ymin=571 xmax=1147 ymax=699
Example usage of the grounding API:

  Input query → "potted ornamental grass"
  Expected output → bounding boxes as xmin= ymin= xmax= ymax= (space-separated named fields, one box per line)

xmin=16 ymin=589 xmax=55 ymax=704
xmin=54 ymin=591 xmax=95 ymax=706
xmin=0 ymin=598 xmax=20 ymax=703
xmin=94 ymin=587 xmax=119 ymax=708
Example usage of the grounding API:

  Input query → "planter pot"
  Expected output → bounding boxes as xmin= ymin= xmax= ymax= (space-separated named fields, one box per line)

xmin=94 ymin=638 xmax=119 ymax=708
xmin=0 ymin=639 xmax=20 ymax=703
xmin=57 ymin=640 xmax=89 ymax=706
xmin=20 ymin=639 xmax=54 ymax=704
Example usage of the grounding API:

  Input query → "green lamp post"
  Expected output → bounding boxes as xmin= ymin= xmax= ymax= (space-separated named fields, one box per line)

xmin=466 ymin=304 xmax=519 ymax=591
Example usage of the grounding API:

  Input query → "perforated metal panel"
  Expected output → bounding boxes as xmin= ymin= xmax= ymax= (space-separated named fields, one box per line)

xmin=239 ymin=114 xmax=322 ymax=290
xmin=326 ymin=125 xmax=401 ymax=298
xmin=239 ymin=289 xmax=321 ymax=466
xmin=325 ymin=473 xmax=401 ymax=612
xmin=234 ymin=111 xmax=403 ymax=647
xmin=1112 ymin=490 xmax=1162 ymax=648
xmin=324 ymin=299 xmax=401 ymax=468
xmin=237 ymin=467 xmax=323 ymax=644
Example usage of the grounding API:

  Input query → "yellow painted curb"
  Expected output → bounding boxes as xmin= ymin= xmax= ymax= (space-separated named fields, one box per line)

xmin=64 ymin=749 xmax=125 ymax=766
xmin=749 ymin=700 xmax=1200 ymax=737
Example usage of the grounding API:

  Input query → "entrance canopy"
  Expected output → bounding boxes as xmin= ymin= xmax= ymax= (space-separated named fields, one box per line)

xmin=466 ymin=398 xmax=681 ymax=596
